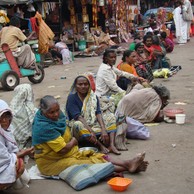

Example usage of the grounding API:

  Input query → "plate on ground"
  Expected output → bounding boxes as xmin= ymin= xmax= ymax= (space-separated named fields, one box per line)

xmin=79 ymin=147 xmax=98 ymax=152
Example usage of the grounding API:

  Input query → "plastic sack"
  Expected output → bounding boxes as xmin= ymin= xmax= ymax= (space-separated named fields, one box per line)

xmin=12 ymin=169 xmax=30 ymax=190
xmin=153 ymin=68 xmax=170 ymax=79
xmin=126 ymin=117 xmax=150 ymax=140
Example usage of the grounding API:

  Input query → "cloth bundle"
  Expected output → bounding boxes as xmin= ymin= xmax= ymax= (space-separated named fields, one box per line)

xmin=59 ymin=163 xmax=114 ymax=191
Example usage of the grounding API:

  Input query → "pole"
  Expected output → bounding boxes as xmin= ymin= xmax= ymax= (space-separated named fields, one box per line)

xmin=59 ymin=0 xmax=62 ymax=37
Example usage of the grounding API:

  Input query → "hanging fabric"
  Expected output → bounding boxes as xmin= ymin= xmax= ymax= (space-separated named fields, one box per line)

xmin=69 ymin=0 xmax=77 ymax=33
xmin=92 ymin=0 xmax=98 ymax=27
xmin=35 ymin=12 xmax=55 ymax=54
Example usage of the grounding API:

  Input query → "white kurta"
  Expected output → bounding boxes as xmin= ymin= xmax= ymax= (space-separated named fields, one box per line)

xmin=0 ymin=126 xmax=18 ymax=184
xmin=173 ymin=6 xmax=187 ymax=44
xmin=95 ymin=62 xmax=135 ymax=97
xmin=0 ymin=99 xmax=19 ymax=184
xmin=55 ymin=42 xmax=72 ymax=65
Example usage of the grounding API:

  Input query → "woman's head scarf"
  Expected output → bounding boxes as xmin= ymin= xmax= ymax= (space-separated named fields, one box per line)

xmin=0 ymin=99 xmax=12 ymax=118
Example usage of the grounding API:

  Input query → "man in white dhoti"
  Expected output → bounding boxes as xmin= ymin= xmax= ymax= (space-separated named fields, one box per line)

xmin=173 ymin=1 xmax=188 ymax=44
xmin=182 ymin=0 xmax=194 ymax=40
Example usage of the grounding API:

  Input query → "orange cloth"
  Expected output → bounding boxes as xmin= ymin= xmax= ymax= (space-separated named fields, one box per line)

xmin=117 ymin=62 xmax=138 ymax=77
xmin=35 ymin=12 xmax=55 ymax=54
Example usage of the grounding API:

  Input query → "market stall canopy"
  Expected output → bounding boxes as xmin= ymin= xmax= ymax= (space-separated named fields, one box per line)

xmin=0 ymin=0 xmax=31 ymax=5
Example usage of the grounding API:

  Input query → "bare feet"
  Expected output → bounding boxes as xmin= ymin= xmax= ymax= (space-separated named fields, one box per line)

xmin=115 ymin=124 xmax=128 ymax=151
xmin=127 ymin=152 xmax=146 ymax=173
xmin=99 ymin=143 xmax=110 ymax=154
xmin=134 ymin=161 xmax=149 ymax=173
xmin=116 ymin=141 xmax=128 ymax=151
xmin=109 ymin=145 xmax=121 ymax=155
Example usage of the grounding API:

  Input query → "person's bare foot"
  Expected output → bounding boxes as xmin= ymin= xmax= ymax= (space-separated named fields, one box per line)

xmin=126 ymin=152 xmax=146 ymax=173
xmin=116 ymin=141 xmax=128 ymax=151
xmin=99 ymin=144 xmax=110 ymax=154
xmin=109 ymin=145 xmax=121 ymax=155
xmin=134 ymin=161 xmax=149 ymax=173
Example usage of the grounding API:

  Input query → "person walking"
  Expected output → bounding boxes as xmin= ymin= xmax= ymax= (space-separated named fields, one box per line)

xmin=173 ymin=1 xmax=188 ymax=44
xmin=182 ymin=0 xmax=194 ymax=41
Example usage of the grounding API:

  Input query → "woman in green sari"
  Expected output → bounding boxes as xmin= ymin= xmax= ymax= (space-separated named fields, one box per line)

xmin=66 ymin=75 xmax=120 ymax=154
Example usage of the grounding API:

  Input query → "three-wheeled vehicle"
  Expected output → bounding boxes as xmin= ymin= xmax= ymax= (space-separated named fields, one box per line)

xmin=0 ymin=43 xmax=45 ymax=91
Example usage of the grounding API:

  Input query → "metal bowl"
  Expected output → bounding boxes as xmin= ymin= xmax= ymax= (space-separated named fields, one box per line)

xmin=79 ymin=147 xmax=98 ymax=153
xmin=164 ymin=108 xmax=184 ymax=118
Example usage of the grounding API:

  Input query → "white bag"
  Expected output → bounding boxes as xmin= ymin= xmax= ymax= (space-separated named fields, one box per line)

xmin=12 ymin=169 xmax=30 ymax=190
xmin=182 ymin=10 xmax=190 ymax=21
xmin=126 ymin=117 xmax=150 ymax=140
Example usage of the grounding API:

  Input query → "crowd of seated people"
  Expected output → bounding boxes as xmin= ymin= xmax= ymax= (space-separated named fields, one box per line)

xmin=0 ymin=12 xmax=179 ymax=191
xmin=0 ymin=47 xmax=172 ymax=191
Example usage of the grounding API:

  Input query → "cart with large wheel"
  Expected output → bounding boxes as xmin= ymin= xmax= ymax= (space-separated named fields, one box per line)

xmin=0 ymin=43 xmax=45 ymax=91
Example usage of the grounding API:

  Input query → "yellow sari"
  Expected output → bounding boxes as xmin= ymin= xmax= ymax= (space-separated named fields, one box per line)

xmin=34 ymin=127 xmax=106 ymax=176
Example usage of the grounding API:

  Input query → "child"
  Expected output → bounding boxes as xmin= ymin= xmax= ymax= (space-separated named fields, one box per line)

xmin=160 ymin=31 xmax=174 ymax=53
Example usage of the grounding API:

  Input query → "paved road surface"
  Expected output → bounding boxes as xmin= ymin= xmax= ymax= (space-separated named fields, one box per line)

xmin=1 ymin=39 xmax=194 ymax=194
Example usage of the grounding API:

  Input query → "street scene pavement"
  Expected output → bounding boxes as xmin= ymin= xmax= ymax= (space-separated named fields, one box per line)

xmin=1 ymin=38 xmax=194 ymax=194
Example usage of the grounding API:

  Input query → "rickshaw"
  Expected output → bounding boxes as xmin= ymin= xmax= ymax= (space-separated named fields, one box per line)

xmin=0 ymin=43 xmax=45 ymax=91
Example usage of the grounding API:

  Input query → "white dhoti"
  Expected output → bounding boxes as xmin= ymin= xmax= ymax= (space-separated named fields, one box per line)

xmin=13 ymin=44 xmax=36 ymax=68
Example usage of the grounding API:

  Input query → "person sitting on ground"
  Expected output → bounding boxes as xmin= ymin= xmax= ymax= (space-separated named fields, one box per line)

xmin=92 ymin=29 xmax=117 ymax=46
xmin=116 ymin=84 xmax=170 ymax=123
xmin=153 ymin=35 xmax=172 ymax=68
xmin=32 ymin=95 xmax=148 ymax=178
xmin=10 ymin=84 xmax=37 ymax=149
xmin=146 ymin=22 xmax=160 ymax=35
xmin=160 ymin=31 xmax=174 ymax=53
xmin=95 ymin=49 xmax=144 ymax=106
xmin=117 ymin=50 xmax=139 ymax=76
xmin=116 ymin=50 xmax=140 ymax=90
xmin=0 ymin=17 xmax=38 ymax=72
xmin=77 ymin=28 xmax=119 ymax=57
xmin=50 ymin=36 xmax=72 ymax=65
xmin=143 ymin=34 xmax=166 ymax=70
xmin=128 ymin=35 xmax=142 ymax=51
xmin=82 ymin=42 xmax=109 ymax=56
xmin=0 ymin=100 xmax=34 ymax=191
xmin=115 ymin=82 xmax=170 ymax=146
xmin=133 ymin=42 xmax=154 ymax=82
xmin=66 ymin=75 xmax=120 ymax=154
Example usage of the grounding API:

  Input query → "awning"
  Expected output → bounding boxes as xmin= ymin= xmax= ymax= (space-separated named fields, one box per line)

xmin=0 ymin=0 xmax=31 ymax=5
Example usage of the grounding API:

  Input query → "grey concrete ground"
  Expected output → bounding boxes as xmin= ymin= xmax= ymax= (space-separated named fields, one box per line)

xmin=1 ymin=39 xmax=194 ymax=194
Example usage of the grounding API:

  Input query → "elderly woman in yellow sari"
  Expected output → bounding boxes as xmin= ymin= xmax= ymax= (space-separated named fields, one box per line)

xmin=66 ymin=75 xmax=120 ymax=155
xmin=32 ymin=95 xmax=148 ymax=179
